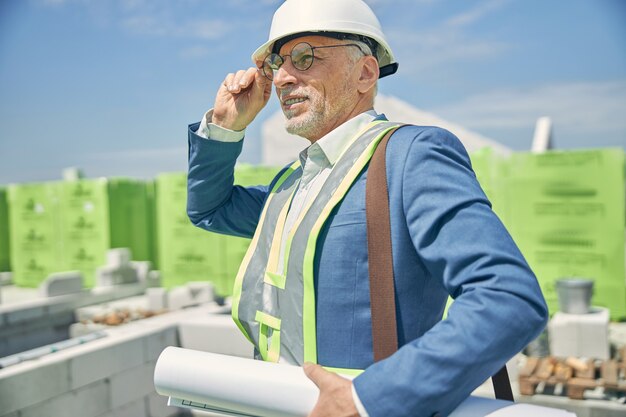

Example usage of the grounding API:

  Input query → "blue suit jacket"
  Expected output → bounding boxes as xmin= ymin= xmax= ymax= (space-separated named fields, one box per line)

xmin=187 ymin=120 xmax=548 ymax=417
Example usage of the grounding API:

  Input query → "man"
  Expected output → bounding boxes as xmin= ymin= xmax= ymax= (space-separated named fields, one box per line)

xmin=187 ymin=1 xmax=548 ymax=416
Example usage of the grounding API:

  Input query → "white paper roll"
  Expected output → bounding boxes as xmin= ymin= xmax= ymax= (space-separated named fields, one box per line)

xmin=154 ymin=346 xmax=319 ymax=417
xmin=154 ymin=347 xmax=575 ymax=417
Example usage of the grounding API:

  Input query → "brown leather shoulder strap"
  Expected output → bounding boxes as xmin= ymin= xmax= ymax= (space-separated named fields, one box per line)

xmin=365 ymin=125 xmax=514 ymax=401
xmin=366 ymin=126 xmax=401 ymax=362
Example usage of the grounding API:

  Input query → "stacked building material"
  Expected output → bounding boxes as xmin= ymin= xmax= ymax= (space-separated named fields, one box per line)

xmin=0 ymin=187 xmax=10 ymax=273
xmin=7 ymin=179 xmax=151 ymax=287
xmin=470 ymin=148 xmax=626 ymax=320
xmin=155 ymin=165 xmax=280 ymax=296
xmin=519 ymin=351 xmax=626 ymax=401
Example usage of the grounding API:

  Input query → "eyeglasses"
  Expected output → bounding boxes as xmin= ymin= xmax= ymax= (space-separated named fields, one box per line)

xmin=261 ymin=42 xmax=366 ymax=80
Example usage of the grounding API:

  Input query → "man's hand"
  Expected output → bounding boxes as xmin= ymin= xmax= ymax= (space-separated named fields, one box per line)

xmin=304 ymin=363 xmax=360 ymax=417
xmin=212 ymin=67 xmax=272 ymax=131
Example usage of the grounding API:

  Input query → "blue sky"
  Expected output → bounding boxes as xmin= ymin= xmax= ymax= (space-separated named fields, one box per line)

xmin=0 ymin=0 xmax=624 ymax=183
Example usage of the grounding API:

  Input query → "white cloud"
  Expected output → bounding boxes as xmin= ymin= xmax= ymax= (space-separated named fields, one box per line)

xmin=445 ymin=0 xmax=509 ymax=28
xmin=41 ymin=0 xmax=68 ymax=5
xmin=433 ymin=80 xmax=626 ymax=148
xmin=386 ymin=1 xmax=512 ymax=75
xmin=123 ymin=16 xmax=230 ymax=40
xmin=388 ymin=29 xmax=509 ymax=74
xmin=83 ymin=147 xmax=187 ymax=178
xmin=180 ymin=45 xmax=210 ymax=60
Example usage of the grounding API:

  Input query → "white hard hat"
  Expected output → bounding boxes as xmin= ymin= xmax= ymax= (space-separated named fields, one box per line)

xmin=252 ymin=0 xmax=398 ymax=78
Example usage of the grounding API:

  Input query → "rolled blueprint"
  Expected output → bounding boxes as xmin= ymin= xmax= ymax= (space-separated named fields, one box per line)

xmin=154 ymin=346 xmax=321 ymax=417
xmin=154 ymin=347 xmax=575 ymax=417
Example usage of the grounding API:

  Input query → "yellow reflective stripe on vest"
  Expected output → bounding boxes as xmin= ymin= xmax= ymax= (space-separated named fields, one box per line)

xmin=255 ymin=310 xmax=282 ymax=362
xmin=279 ymin=121 xmax=385 ymax=282
xmin=323 ymin=367 xmax=364 ymax=377
xmin=262 ymin=187 xmax=296 ymax=290
xmin=231 ymin=161 xmax=301 ymax=343
xmin=302 ymin=125 xmax=400 ymax=364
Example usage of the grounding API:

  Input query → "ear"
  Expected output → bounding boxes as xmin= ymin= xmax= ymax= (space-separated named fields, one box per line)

xmin=356 ymin=55 xmax=379 ymax=94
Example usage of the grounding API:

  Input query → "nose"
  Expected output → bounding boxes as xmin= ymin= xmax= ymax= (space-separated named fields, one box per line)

xmin=272 ymin=57 xmax=299 ymax=89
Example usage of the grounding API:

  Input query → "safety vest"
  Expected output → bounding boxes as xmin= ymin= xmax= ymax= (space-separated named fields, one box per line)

xmin=231 ymin=120 xmax=401 ymax=371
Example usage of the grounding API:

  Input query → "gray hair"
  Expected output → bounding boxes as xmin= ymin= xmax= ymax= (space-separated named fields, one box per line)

xmin=346 ymin=39 xmax=373 ymax=63
xmin=345 ymin=39 xmax=378 ymax=97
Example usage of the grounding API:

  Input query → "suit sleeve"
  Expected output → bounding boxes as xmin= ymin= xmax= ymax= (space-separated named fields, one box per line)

xmin=353 ymin=127 xmax=548 ymax=417
xmin=186 ymin=122 xmax=274 ymax=238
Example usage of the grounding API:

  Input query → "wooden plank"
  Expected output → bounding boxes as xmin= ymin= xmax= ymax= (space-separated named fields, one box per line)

xmin=535 ymin=357 xmax=557 ymax=381
xmin=601 ymin=360 xmax=619 ymax=389
xmin=519 ymin=357 xmax=540 ymax=378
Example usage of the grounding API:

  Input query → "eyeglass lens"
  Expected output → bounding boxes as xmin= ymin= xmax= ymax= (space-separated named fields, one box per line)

xmin=262 ymin=43 xmax=315 ymax=80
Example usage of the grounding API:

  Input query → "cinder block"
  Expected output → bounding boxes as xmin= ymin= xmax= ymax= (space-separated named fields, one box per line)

xmin=20 ymin=379 xmax=110 ymax=417
xmin=549 ymin=308 xmax=610 ymax=359
xmin=47 ymin=298 xmax=79 ymax=315
xmin=96 ymin=265 xmax=138 ymax=287
xmin=0 ymin=361 xmax=71 ymax=414
xmin=187 ymin=282 xmax=215 ymax=305
xmin=6 ymin=305 xmax=44 ymax=324
xmin=97 ymin=398 xmax=147 ymax=417
xmin=69 ymin=337 xmax=145 ymax=389
xmin=178 ymin=315 xmax=253 ymax=358
xmin=131 ymin=261 xmax=152 ymax=283
xmin=147 ymin=270 xmax=161 ymax=288
xmin=109 ymin=361 xmax=157 ymax=409
xmin=167 ymin=286 xmax=192 ymax=311
xmin=107 ymin=248 xmax=131 ymax=267
xmin=145 ymin=392 xmax=180 ymax=417
xmin=39 ymin=271 xmax=84 ymax=297
xmin=144 ymin=327 xmax=179 ymax=361
xmin=147 ymin=288 xmax=168 ymax=311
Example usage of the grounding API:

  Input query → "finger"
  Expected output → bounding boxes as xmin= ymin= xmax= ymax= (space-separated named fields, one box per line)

xmin=223 ymin=73 xmax=235 ymax=92
xmin=303 ymin=363 xmax=333 ymax=390
xmin=252 ymin=68 xmax=271 ymax=100
xmin=230 ymin=69 xmax=248 ymax=93
xmin=238 ymin=67 xmax=258 ymax=89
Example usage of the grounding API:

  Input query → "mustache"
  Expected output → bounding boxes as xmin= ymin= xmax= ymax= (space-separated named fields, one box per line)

xmin=278 ymin=87 xmax=310 ymax=101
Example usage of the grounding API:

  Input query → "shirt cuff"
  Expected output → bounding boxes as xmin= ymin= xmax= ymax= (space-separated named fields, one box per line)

xmin=352 ymin=383 xmax=370 ymax=417
xmin=196 ymin=109 xmax=245 ymax=142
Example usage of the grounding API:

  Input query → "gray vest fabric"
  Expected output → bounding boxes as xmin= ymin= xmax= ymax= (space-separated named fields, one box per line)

xmin=235 ymin=121 xmax=400 ymax=365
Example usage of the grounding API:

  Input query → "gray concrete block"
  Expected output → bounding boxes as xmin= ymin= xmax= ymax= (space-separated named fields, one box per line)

xmin=0 ymin=361 xmax=71 ymax=414
xmin=0 ymin=272 xmax=12 ymax=286
xmin=98 ymin=398 xmax=147 ymax=417
xmin=96 ymin=265 xmax=138 ymax=287
xmin=178 ymin=315 xmax=253 ymax=358
xmin=147 ymin=288 xmax=167 ymax=312
xmin=107 ymin=248 xmax=131 ymax=267
xmin=109 ymin=361 xmax=156 ymax=409
xmin=144 ymin=327 xmax=179 ymax=362
xmin=69 ymin=337 xmax=144 ymax=389
xmin=39 ymin=271 xmax=84 ymax=297
xmin=145 ymin=392 xmax=180 ymax=417
xmin=6 ymin=305 xmax=44 ymax=324
xmin=187 ymin=282 xmax=215 ymax=305
xmin=20 ymin=380 xmax=110 ymax=417
xmin=131 ymin=261 xmax=152 ymax=283
xmin=147 ymin=270 xmax=161 ymax=288
xmin=167 ymin=287 xmax=192 ymax=311
xmin=47 ymin=297 xmax=80 ymax=315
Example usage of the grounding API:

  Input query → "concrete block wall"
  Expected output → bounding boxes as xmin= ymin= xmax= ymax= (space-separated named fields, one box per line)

xmin=0 ymin=283 xmax=147 ymax=357
xmin=0 ymin=303 xmax=237 ymax=417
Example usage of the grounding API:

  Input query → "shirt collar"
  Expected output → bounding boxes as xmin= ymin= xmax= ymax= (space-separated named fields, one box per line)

xmin=298 ymin=110 xmax=380 ymax=168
